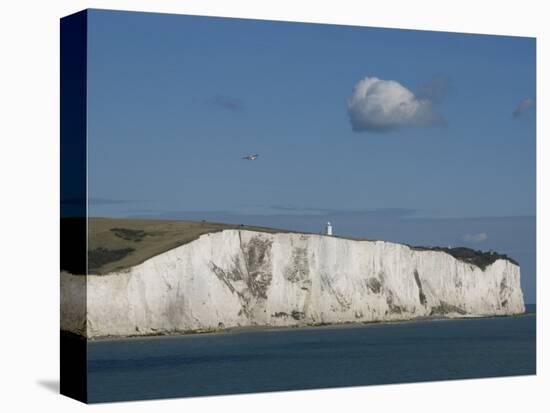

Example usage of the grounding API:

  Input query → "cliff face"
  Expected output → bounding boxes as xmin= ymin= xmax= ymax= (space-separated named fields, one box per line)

xmin=61 ymin=230 xmax=525 ymax=338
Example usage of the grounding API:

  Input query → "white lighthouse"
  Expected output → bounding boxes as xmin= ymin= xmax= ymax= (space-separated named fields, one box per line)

xmin=325 ymin=222 xmax=333 ymax=236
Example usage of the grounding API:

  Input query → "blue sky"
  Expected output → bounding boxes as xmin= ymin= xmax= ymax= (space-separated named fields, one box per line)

xmin=86 ymin=10 xmax=536 ymax=302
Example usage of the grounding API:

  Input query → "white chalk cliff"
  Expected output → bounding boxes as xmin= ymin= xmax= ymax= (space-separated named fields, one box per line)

xmin=61 ymin=230 xmax=525 ymax=338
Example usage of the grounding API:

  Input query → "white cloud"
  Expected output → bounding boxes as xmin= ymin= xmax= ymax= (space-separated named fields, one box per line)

xmin=513 ymin=98 xmax=535 ymax=118
xmin=462 ymin=232 xmax=488 ymax=243
xmin=347 ymin=76 xmax=445 ymax=132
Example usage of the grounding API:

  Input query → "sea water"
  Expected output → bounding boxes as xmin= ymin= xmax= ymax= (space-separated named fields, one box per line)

xmin=87 ymin=307 xmax=536 ymax=403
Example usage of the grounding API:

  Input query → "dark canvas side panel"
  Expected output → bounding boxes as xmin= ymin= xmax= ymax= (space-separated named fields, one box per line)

xmin=60 ymin=9 xmax=88 ymax=404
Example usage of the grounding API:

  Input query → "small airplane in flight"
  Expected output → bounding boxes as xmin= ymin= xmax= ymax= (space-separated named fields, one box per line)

xmin=242 ymin=154 xmax=259 ymax=161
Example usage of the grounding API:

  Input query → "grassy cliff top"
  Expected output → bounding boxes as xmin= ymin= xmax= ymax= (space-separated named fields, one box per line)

xmin=61 ymin=217 xmax=518 ymax=275
xmin=79 ymin=218 xmax=295 ymax=275
xmin=409 ymin=245 xmax=518 ymax=270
